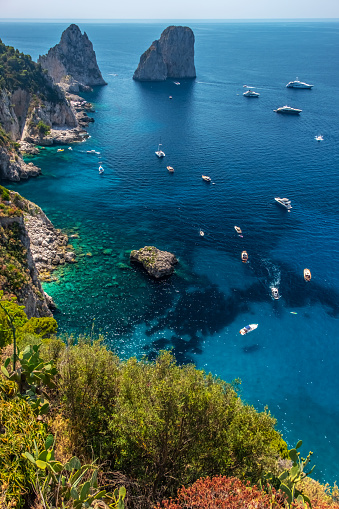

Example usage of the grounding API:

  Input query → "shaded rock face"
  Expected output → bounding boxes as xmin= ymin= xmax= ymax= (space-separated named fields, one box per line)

xmin=133 ymin=26 xmax=196 ymax=82
xmin=0 ymin=146 xmax=41 ymax=181
xmin=38 ymin=24 xmax=107 ymax=92
xmin=130 ymin=246 xmax=178 ymax=278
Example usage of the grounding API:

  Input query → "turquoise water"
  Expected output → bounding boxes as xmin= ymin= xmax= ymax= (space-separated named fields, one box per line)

xmin=1 ymin=21 xmax=339 ymax=483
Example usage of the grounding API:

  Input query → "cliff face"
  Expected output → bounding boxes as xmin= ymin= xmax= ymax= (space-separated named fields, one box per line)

xmin=0 ymin=188 xmax=76 ymax=318
xmin=38 ymin=24 xmax=107 ymax=92
xmin=133 ymin=26 xmax=196 ymax=82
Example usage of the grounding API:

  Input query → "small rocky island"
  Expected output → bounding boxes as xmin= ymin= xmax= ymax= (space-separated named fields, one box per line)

xmin=130 ymin=246 xmax=178 ymax=278
xmin=133 ymin=26 xmax=196 ymax=81
xmin=38 ymin=24 xmax=107 ymax=93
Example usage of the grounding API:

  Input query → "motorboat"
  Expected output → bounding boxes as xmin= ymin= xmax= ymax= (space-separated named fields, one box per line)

xmin=274 ymin=197 xmax=292 ymax=211
xmin=99 ymin=165 xmax=104 ymax=174
xmin=274 ymin=106 xmax=302 ymax=114
xmin=68 ymin=147 xmax=72 ymax=150
xmin=169 ymin=96 xmax=173 ymax=99
xmin=241 ymin=251 xmax=248 ymax=263
xmin=304 ymin=268 xmax=311 ymax=281
xmin=167 ymin=166 xmax=174 ymax=172
xmin=57 ymin=148 xmax=64 ymax=152
xmin=155 ymin=143 xmax=165 ymax=158
xmin=199 ymin=230 xmax=205 ymax=237
xmin=243 ymin=90 xmax=260 ymax=97
xmin=239 ymin=323 xmax=258 ymax=335
xmin=174 ymin=81 xmax=180 ymax=85
xmin=315 ymin=135 xmax=324 ymax=141
xmin=87 ymin=150 xmax=96 ymax=153
xmin=234 ymin=226 xmax=243 ymax=235
xmin=286 ymin=78 xmax=313 ymax=89
xmin=202 ymin=175 xmax=211 ymax=182
xmin=271 ymin=287 xmax=279 ymax=300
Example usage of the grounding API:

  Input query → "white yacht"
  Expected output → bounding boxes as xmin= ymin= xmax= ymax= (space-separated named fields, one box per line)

xmin=274 ymin=106 xmax=302 ymax=115
xmin=286 ymin=78 xmax=313 ymax=89
xmin=271 ymin=287 xmax=280 ymax=300
xmin=274 ymin=197 xmax=292 ymax=211
xmin=243 ymin=90 xmax=260 ymax=97
xmin=99 ymin=165 xmax=104 ymax=174
xmin=155 ymin=143 xmax=165 ymax=158
xmin=239 ymin=323 xmax=258 ymax=335
xmin=315 ymin=135 xmax=324 ymax=142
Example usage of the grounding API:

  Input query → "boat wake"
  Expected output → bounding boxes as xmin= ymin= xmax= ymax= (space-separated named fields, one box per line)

xmin=260 ymin=258 xmax=281 ymax=288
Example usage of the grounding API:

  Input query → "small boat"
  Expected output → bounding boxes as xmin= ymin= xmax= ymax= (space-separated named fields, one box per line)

xmin=68 ymin=147 xmax=72 ymax=150
xmin=169 ymin=96 xmax=173 ymax=99
xmin=234 ymin=226 xmax=242 ymax=235
xmin=304 ymin=268 xmax=311 ymax=281
xmin=87 ymin=150 xmax=96 ymax=153
xmin=241 ymin=251 xmax=248 ymax=263
xmin=99 ymin=165 xmax=104 ymax=174
xmin=199 ymin=230 xmax=205 ymax=237
xmin=57 ymin=148 xmax=64 ymax=152
xmin=155 ymin=143 xmax=165 ymax=158
xmin=271 ymin=287 xmax=279 ymax=300
xmin=315 ymin=135 xmax=324 ymax=141
xmin=174 ymin=81 xmax=180 ymax=85
xmin=202 ymin=175 xmax=211 ymax=182
xmin=274 ymin=197 xmax=292 ymax=211
xmin=286 ymin=78 xmax=313 ymax=89
xmin=167 ymin=166 xmax=174 ymax=172
xmin=239 ymin=323 xmax=258 ymax=335
xmin=274 ymin=106 xmax=302 ymax=114
xmin=243 ymin=90 xmax=260 ymax=97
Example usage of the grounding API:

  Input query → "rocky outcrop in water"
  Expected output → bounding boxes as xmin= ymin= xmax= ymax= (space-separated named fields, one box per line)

xmin=133 ymin=26 xmax=196 ymax=81
xmin=130 ymin=246 xmax=178 ymax=278
xmin=38 ymin=24 xmax=107 ymax=92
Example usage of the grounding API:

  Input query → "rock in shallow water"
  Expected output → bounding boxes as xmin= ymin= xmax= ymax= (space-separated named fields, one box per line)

xmin=130 ymin=246 xmax=178 ymax=278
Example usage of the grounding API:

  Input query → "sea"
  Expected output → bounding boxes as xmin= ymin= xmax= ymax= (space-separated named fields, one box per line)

xmin=1 ymin=20 xmax=339 ymax=484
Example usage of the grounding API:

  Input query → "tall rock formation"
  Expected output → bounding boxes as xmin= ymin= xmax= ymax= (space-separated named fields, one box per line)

xmin=38 ymin=24 xmax=107 ymax=92
xmin=133 ymin=26 xmax=196 ymax=82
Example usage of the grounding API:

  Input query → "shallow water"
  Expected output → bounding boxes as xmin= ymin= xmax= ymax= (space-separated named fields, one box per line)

xmin=2 ymin=20 xmax=339 ymax=483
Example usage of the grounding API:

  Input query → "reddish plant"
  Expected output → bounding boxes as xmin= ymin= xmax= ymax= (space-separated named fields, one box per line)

xmin=157 ymin=475 xmax=285 ymax=509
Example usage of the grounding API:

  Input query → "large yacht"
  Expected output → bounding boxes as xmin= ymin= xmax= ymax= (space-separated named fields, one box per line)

xmin=243 ymin=89 xmax=260 ymax=97
xmin=274 ymin=197 xmax=292 ymax=211
xmin=155 ymin=143 xmax=165 ymax=158
xmin=286 ymin=78 xmax=313 ymax=89
xmin=274 ymin=106 xmax=302 ymax=115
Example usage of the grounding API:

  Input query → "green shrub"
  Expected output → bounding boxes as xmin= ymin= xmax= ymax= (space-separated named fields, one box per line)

xmin=36 ymin=120 xmax=50 ymax=136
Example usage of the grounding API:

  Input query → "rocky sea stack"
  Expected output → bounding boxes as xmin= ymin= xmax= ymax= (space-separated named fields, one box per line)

xmin=133 ymin=26 xmax=196 ymax=81
xmin=130 ymin=246 xmax=178 ymax=278
xmin=38 ymin=24 xmax=107 ymax=92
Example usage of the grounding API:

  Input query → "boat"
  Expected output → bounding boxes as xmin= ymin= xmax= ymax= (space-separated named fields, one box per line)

xmin=243 ymin=90 xmax=260 ymax=97
xmin=271 ymin=287 xmax=279 ymax=300
xmin=239 ymin=323 xmax=258 ymax=335
xmin=169 ymin=96 xmax=173 ymax=99
xmin=68 ymin=147 xmax=72 ymax=150
xmin=155 ymin=143 xmax=165 ymax=158
xmin=274 ymin=106 xmax=302 ymax=114
xmin=99 ymin=165 xmax=104 ymax=174
xmin=199 ymin=230 xmax=205 ymax=237
xmin=274 ymin=197 xmax=292 ymax=211
xmin=87 ymin=150 xmax=96 ymax=153
xmin=167 ymin=166 xmax=174 ymax=172
xmin=234 ymin=226 xmax=242 ymax=235
xmin=57 ymin=148 xmax=64 ymax=152
xmin=241 ymin=251 xmax=248 ymax=263
xmin=286 ymin=78 xmax=313 ymax=89
xmin=315 ymin=135 xmax=324 ymax=141
xmin=174 ymin=81 xmax=180 ymax=85
xmin=304 ymin=268 xmax=311 ymax=281
xmin=202 ymin=175 xmax=211 ymax=182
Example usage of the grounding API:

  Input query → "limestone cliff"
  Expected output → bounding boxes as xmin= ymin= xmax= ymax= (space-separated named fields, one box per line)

xmin=0 ymin=187 xmax=75 ymax=317
xmin=133 ymin=26 xmax=196 ymax=82
xmin=38 ymin=24 xmax=107 ymax=92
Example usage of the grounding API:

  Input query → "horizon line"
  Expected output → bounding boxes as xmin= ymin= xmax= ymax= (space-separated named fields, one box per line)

xmin=1 ymin=17 xmax=339 ymax=22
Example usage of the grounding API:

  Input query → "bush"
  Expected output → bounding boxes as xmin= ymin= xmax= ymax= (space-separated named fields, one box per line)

xmin=36 ymin=120 xmax=50 ymax=136
xmin=56 ymin=346 xmax=285 ymax=502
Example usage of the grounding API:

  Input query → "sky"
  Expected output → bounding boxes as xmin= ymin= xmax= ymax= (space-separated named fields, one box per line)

xmin=1 ymin=0 xmax=339 ymax=20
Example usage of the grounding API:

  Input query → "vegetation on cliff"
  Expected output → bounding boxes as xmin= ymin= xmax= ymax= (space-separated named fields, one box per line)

xmin=0 ymin=39 xmax=62 ymax=102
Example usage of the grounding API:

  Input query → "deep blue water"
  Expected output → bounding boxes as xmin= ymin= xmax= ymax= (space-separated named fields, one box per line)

xmin=1 ymin=21 xmax=339 ymax=484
